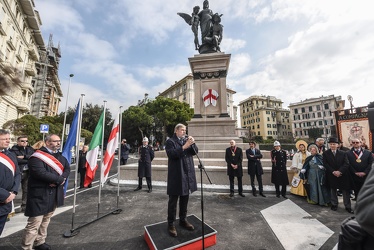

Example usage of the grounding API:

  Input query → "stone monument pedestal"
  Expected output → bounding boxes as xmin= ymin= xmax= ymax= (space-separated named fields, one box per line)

xmin=188 ymin=52 xmax=238 ymax=142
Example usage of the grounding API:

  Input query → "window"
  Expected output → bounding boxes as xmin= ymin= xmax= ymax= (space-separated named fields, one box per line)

xmin=257 ymin=131 xmax=260 ymax=136
xmin=294 ymin=109 xmax=298 ymax=114
xmin=267 ymin=117 xmax=270 ymax=121
xmin=316 ymin=105 xmax=321 ymax=111
xmin=317 ymin=112 xmax=322 ymax=118
xmin=309 ymin=106 xmax=313 ymax=112
xmin=267 ymin=124 xmax=271 ymax=128
xmin=257 ymin=125 xmax=260 ymax=129
xmin=324 ymin=103 xmax=329 ymax=109
xmin=319 ymin=121 xmax=323 ymax=125
xmin=301 ymin=107 xmax=305 ymax=113
xmin=331 ymin=119 xmax=334 ymax=125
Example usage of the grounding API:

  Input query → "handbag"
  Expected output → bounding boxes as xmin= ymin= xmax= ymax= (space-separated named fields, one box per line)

xmin=291 ymin=175 xmax=301 ymax=187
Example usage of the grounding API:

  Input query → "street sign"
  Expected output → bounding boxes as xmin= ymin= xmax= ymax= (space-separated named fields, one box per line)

xmin=40 ymin=124 xmax=49 ymax=134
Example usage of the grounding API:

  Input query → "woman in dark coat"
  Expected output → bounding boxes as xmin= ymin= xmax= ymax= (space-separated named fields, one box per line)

xmin=271 ymin=141 xmax=289 ymax=198
xmin=134 ymin=137 xmax=154 ymax=193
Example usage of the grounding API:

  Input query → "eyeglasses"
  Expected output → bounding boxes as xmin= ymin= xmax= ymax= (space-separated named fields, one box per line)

xmin=20 ymin=140 xmax=28 ymax=142
xmin=352 ymin=142 xmax=360 ymax=144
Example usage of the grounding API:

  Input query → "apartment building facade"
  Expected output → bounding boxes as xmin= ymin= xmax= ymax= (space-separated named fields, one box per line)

xmin=239 ymin=95 xmax=292 ymax=140
xmin=288 ymin=95 xmax=345 ymax=140
xmin=0 ymin=0 xmax=62 ymax=129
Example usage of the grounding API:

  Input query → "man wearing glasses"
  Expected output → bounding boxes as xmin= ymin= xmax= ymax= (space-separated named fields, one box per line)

xmin=346 ymin=138 xmax=373 ymax=201
xmin=21 ymin=134 xmax=70 ymax=250
xmin=10 ymin=136 xmax=34 ymax=212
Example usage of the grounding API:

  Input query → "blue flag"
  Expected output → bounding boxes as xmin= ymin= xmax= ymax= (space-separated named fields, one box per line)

xmin=62 ymin=100 xmax=80 ymax=194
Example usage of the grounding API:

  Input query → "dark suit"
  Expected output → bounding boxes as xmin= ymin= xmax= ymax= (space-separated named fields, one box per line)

xmin=271 ymin=149 xmax=289 ymax=196
xmin=323 ymin=149 xmax=351 ymax=209
xmin=346 ymin=148 xmax=373 ymax=197
xmin=225 ymin=146 xmax=243 ymax=194
xmin=246 ymin=148 xmax=264 ymax=194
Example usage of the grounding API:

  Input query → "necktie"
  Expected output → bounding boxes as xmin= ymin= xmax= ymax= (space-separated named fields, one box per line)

xmin=333 ymin=151 xmax=336 ymax=156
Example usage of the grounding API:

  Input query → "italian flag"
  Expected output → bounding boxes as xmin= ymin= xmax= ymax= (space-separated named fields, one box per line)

xmin=101 ymin=113 xmax=119 ymax=185
xmin=84 ymin=111 xmax=104 ymax=187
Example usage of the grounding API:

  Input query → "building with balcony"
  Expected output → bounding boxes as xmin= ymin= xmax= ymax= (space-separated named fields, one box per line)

xmin=30 ymin=34 xmax=62 ymax=118
xmin=0 ymin=0 xmax=44 ymax=129
xmin=239 ymin=95 xmax=293 ymax=140
xmin=158 ymin=73 xmax=237 ymax=121
xmin=288 ymin=95 xmax=345 ymax=141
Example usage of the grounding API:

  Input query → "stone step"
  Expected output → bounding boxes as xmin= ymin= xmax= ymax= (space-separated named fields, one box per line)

xmin=120 ymin=163 xmax=295 ymax=186
xmin=154 ymin=150 xmax=275 ymax=160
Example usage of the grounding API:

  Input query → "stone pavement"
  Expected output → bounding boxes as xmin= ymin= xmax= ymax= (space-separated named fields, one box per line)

xmin=0 ymin=182 xmax=351 ymax=250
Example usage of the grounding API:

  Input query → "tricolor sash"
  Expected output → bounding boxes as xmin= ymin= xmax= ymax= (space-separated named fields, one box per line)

xmin=31 ymin=150 xmax=64 ymax=175
xmin=0 ymin=152 xmax=16 ymax=176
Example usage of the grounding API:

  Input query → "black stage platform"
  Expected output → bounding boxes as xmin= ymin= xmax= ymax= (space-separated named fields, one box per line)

xmin=144 ymin=214 xmax=217 ymax=250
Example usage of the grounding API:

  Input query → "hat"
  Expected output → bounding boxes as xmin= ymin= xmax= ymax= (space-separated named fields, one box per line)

xmin=142 ymin=137 xmax=149 ymax=142
xmin=328 ymin=137 xmax=339 ymax=143
xmin=295 ymin=140 xmax=307 ymax=149
xmin=273 ymin=141 xmax=281 ymax=146
xmin=308 ymin=143 xmax=318 ymax=152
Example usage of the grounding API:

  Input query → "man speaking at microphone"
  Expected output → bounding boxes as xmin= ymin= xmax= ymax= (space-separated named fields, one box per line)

xmin=165 ymin=123 xmax=198 ymax=237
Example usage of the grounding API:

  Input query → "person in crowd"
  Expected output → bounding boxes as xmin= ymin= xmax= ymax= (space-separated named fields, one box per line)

xmin=346 ymin=138 xmax=373 ymax=201
xmin=78 ymin=145 xmax=90 ymax=189
xmin=134 ymin=137 xmax=154 ymax=193
xmin=120 ymin=139 xmax=130 ymax=165
xmin=0 ymin=129 xmax=21 ymax=236
xmin=290 ymin=140 xmax=310 ymax=197
xmin=153 ymin=142 xmax=160 ymax=151
xmin=271 ymin=141 xmax=289 ymax=198
xmin=338 ymin=140 xmax=350 ymax=152
xmin=300 ymin=144 xmax=330 ymax=206
xmin=10 ymin=136 xmax=34 ymax=212
xmin=246 ymin=141 xmax=265 ymax=197
xmin=165 ymin=124 xmax=197 ymax=237
xmin=21 ymin=134 xmax=70 ymax=250
xmin=32 ymin=141 xmax=45 ymax=150
xmin=323 ymin=137 xmax=353 ymax=213
xmin=316 ymin=138 xmax=326 ymax=154
xmin=338 ymin=165 xmax=374 ymax=249
xmin=225 ymin=140 xmax=244 ymax=197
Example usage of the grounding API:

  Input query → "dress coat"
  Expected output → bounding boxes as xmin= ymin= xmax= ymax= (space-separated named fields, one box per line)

xmin=165 ymin=134 xmax=197 ymax=196
xmin=25 ymin=147 xmax=70 ymax=217
xmin=10 ymin=145 xmax=34 ymax=171
xmin=138 ymin=145 xmax=154 ymax=178
xmin=270 ymin=149 xmax=289 ymax=185
xmin=0 ymin=150 xmax=21 ymax=216
xmin=346 ymin=148 xmax=373 ymax=184
xmin=323 ymin=149 xmax=351 ymax=190
xmin=225 ymin=146 xmax=243 ymax=177
xmin=246 ymin=148 xmax=263 ymax=176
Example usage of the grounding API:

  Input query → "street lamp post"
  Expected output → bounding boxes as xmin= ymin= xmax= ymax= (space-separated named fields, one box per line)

xmin=61 ymin=74 xmax=74 ymax=150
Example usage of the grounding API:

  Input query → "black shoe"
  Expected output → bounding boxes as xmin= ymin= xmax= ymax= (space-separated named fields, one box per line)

xmin=282 ymin=195 xmax=288 ymax=199
xmin=276 ymin=195 xmax=280 ymax=198
xmin=179 ymin=220 xmax=194 ymax=231
xmin=239 ymin=193 xmax=245 ymax=197
xmin=168 ymin=225 xmax=177 ymax=237
xmin=345 ymin=208 xmax=354 ymax=214
xmin=147 ymin=189 xmax=152 ymax=193
xmin=331 ymin=205 xmax=338 ymax=211
xmin=260 ymin=193 xmax=266 ymax=197
xmin=252 ymin=192 xmax=257 ymax=197
xmin=79 ymin=186 xmax=84 ymax=189
xmin=134 ymin=187 xmax=142 ymax=191
xmin=229 ymin=192 xmax=234 ymax=197
xmin=337 ymin=191 xmax=342 ymax=197
xmin=34 ymin=243 xmax=51 ymax=250
xmin=351 ymin=197 xmax=357 ymax=201
xmin=88 ymin=184 xmax=92 ymax=188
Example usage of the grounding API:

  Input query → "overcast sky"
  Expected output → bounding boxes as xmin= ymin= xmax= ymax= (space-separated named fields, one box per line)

xmin=36 ymin=0 xmax=373 ymax=117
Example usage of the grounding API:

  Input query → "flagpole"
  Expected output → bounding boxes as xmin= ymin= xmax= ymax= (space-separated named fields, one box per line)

xmin=71 ymin=94 xmax=84 ymax=231
xmin=117 ymin=106 xmax=123 ymax=208
xmin=97 ymin=100 xmax=106 ymax=218
xmin=61 ymin=74 xmax=74 ymax=150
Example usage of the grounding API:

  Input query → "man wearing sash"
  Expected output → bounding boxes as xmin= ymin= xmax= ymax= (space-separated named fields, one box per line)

xmin=0 ymin=129 xmax=21 ymax=235
xmin=225 ymin=140 xmax=244 ymax=197
xmin=346 ymin=138 xmax=373 ymax=201
xmin=21 ymin=134 xmax=70 ymax=250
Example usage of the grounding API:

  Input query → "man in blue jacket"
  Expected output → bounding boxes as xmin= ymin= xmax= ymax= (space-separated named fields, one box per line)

xmin=0 ymin=129 xmax=21 ymax=236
